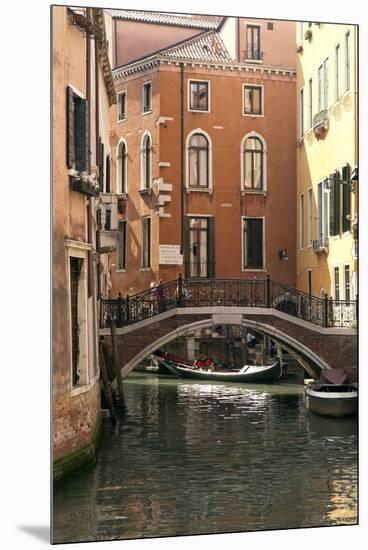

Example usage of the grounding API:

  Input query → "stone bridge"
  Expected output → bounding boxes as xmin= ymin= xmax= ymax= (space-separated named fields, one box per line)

xmin=99 ymin=306 xmax=358 ymax=381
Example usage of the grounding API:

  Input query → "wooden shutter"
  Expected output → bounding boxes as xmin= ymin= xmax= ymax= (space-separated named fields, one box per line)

xmin=74 ymin=97 xmax=88 ymax=172
xmin=247 ymin=219 xmax=263 ymax=268
xmin=329 ymin=173 xmax=336 ymax=236
xmin=66 ymin=86 xmax=75 ymax=168
xmin=208 ymin=217 xmax=216 ymax=278
xmin=334 ymin=170 xmax=341 ymax=235
xmin=106 ymin=155 xmax=111 ymax=193
xmin=99 ymin=140 xmax=104 ymax=191
xmin=342 ymin=164 xmax=351 ymax=232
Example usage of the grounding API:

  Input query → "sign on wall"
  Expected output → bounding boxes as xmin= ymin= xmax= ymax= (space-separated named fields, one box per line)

xmin=159 ymin=245 xmax=183 ymax=265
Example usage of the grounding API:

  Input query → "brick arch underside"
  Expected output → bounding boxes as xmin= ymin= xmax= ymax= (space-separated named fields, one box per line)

xmin=117 ymin=314 xmax=357 ymax=379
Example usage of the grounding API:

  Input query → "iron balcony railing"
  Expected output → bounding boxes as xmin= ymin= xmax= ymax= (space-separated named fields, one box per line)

xmin=100 ymin=276 xmax=357 ymax=330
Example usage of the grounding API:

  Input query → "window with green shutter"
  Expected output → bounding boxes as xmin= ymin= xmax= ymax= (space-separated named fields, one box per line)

xmin=329 ymin=171 xmax=341 ymax=236
xmin=342 ymin=164 xmax=351 ymax=233
xmin=66 ymin=86 xmax=89 ymax=173
xmin=243 ymin=218 xmax=264 ymax=269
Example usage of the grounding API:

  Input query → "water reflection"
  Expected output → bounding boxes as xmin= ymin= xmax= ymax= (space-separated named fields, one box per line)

xmin=53 ymin=373 xmax=357 ymax=543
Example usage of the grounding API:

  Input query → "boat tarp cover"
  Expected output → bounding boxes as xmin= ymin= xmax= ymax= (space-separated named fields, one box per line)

xmin=315 ymin=368 xmax=351 ymax=387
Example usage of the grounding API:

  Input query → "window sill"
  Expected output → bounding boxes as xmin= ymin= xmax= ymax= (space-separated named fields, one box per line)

xmin=115 ymin=269 xmax=126 ymax=273
xmin=140 ymin=268 xmax=151 ymax=272
xmin=343 ymin=231 xmax=351 ymax=238
xmin=186 ymin=187 xmax=213 ymax=194
xmin=244 ymin=58 xmax=263 ymax=64
xmin=188 ymin=108 xmax=210 ymax=114
xmin=142 ymin=110 xmax=152 ymax=116
xmin=139 ymin=188 xmax=152 ymax=195
xmin=241 ymin=268 xmax=266 ymax=272
xmin=70 ymin=382 xmax=92 ymax=397
xmin=243 ymin=113 xmax=264 ymax=118
xmin=118 ymin=117 xmax=127 ymax=123
xmin=241 ymin=189 xmax=267 ymax=196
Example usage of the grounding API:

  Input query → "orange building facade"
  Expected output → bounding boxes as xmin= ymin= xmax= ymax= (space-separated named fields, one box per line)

xmin=105 ymin=16 xmax=297 ymax=297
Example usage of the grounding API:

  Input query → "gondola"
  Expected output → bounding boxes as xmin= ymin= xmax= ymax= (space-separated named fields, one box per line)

xmin=304 ymin=368 xmax=358 ymax=417
xmin=155 ymin=356 xmax=282 ymax=383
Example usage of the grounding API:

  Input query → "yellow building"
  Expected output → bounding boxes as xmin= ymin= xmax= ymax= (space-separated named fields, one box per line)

xmin=296 ymin=21 xmax=358 ymax=302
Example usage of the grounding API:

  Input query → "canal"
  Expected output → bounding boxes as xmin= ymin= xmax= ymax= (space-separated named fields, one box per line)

xmin=52 ymin=373 xmax=358 ymax=543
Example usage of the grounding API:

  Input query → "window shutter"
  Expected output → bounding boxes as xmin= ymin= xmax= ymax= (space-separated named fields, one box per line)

xmin=208 ymin=217 xmax=216 ymax=278
xmin=106 ymin=155 xmax=111 ymax=193
xmin=334 ymin=170 xmax=341 ymax=235
xmin=99 ymin=141 xmax=104 ymax=191
xmin=342 ymin=164 xmax=351 ymax=232
xmin=66 ymin=86 xmax=75 ymax=168
xmin=329 ymin=174 xmax=336 ymax=236
xmin=74 ymin=98 xmax=88 ymax=172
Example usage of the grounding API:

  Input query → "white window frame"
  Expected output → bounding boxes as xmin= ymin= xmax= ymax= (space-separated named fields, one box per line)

xmin=117 ymin=220 xmax=127 ymax=272
xmin=140 ymin=216 xmax=152 ymax=271
xmin=317 ymin=180 xmax=329 ymax=240
xmin=241 ymin=216 xmax=266 ymax=272
xmin=333 ymin=264 xmax=340 ymax=300
xmin=343 ymin=262 xmax=351 ymax=301
xmin=116 ymin=138 xmax=128 ymax=194
xmin=299 ymin=193 xmax=305 ymax=249
xmin=307 ymin=187 xmax=313 ymax=247
xmin=345 ymin=30 xmax=350 ymax=92
xmin=185 ymin=128 xmax=213 ymax=192
xmin=240 ymin=131 xmax=267 ymax=194
xmin=188 ymin=79 xmax=211 ymax=113
xmin=318 ymin=58 xmax=329 ymax=111
xmin=299 ymin=87 xmax=304 ymax=137
xmin=117 ymin=90 xmax=127 ymax=122
xmin=335 ymin=43 xmax=340 ymax=102
xmin=308 ymin=78 xmax=313 ymax=129
xmin=65 ymin=240 xmax=92 ymax=394
xmin=142 ymin=80 xmax=152 ymax=115
xmin=242 ymin=83 xmax=264 ymax=117
xmin=140 ymin=129 xmax=153 ymax=190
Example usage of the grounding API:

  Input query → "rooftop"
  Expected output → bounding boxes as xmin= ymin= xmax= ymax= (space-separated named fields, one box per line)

xmin=160 ymin=31 xmax=234 ymax=63
xmin=106 ymin=9 xmax=222 ymax=30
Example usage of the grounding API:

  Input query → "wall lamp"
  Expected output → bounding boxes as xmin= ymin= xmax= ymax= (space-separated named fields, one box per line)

xmin=279 ymin=249 xmax=289 ymax=261
xmin=324 ymin=166 xmax=358 ymax=193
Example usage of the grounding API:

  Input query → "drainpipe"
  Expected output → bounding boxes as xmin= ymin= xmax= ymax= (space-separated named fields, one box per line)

xmin=180 ymin=63 xmax=185 ymax=260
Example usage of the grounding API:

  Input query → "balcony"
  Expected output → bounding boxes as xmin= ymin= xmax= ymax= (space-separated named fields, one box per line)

xmin=242 ymin=50 xmax=264 ymax=63
xmin=313 ymin=109 xmax=329 ymax=138
xmin=98 ymin=193 xmax=119 ymax=252
xmin=313 ymin=237 xmax=329 ymax=253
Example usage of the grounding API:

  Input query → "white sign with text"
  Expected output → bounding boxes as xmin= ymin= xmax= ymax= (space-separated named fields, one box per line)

xmin=159 ymin=245 xmax=183 ymax=265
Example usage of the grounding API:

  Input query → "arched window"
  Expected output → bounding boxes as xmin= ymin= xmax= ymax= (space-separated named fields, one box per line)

xmin=141 ymin=132 xmax=152 ymax=189
xmin=117 ymin=140 xmax=127 ymax=194
xmin=188 ymin=133 xmax=209 ymax=188
xmin=242 ymin=135 xmax=266 ymax=190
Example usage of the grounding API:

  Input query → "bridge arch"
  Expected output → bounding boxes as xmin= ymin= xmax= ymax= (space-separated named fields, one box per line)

xmin=120 ymin=316 xmax=329 ymax=379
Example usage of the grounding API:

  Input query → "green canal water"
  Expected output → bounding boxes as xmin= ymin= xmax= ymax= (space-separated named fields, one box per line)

xmin=52 ymin=373 xmax=358 ymax=543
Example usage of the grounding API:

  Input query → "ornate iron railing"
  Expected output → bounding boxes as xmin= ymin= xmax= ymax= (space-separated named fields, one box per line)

xmin=100 ymin=275 xmax=357 ymax=329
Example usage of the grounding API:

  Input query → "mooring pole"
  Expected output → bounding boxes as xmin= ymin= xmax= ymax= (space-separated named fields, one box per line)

xmin=99 ymin=341 xmax=117 ymax=424
xmin=110 ymin=318 xmax=127 ymax=414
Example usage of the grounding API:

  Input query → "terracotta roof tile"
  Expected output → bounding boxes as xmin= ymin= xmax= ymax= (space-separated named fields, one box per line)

xmin=106 ymin=9 xmax=221 ymax=30
xmin=160 ymin=31 xmax=234 ymax=63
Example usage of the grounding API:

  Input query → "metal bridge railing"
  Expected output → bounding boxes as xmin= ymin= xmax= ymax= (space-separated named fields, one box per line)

xmin=100 ymin=275 xmax=357 ymax=330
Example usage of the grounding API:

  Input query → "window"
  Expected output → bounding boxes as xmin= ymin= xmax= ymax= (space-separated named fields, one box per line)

xmin=344 ymin=265 xmax=350 ymax=301
xmin=299 ymin=194 xmax=304 ymax=249
xmin=243 ymin=218 xmax=264 ymax=269
xmin=188 ymin=217 xmax=209 ymax=277
xmin=308 ymin=269 xmax=312 ymax=297
xmin=105 ymin=154 xmax=111 ymax=193
xmin=69 ymin=255 xmax=88 ymax=387
xmin=318 ymin=58 xmax=328 ymax=111
xmin=317 ymin=180 xmax=329 ymax=240
xmin=98 ymin=139 xmax=104 ymax=191
xmin=334 ymin=266 xmax=340 ymax=300
xmin=246 ymin=25 xmax=261 ymax=60
xmin=342 ymin=164 xmax=351 ymax=233
xmin=141 ymin=132 xmax=152 ymax=189
xmin=299 ymin=88 xmax=304 ymax=137
xmin=118 ymin=221 xmax=127 ymax=270
xmin=345 ymin=31 xmax=350 ymax=92
xmin=299 ymin=22 xmax=304 ymax=42
xmin=329 ymin=171 xmax=341 ymax=236
xmin=118 ymin=91 xmax=126 ymax=121
xmin=66 ymin=86 xmax=89 ymax=172
xmin=141 ymin=217 xmax=151 ymax=268
xmin=267 ymin=22 xmax=273 ymax=30
xmin=189 ymin=80 xmax=209 ymax=111
xmin=117 ymin=140 xmax=127 ymax=194
xmin=242 ymin=135 xmax=265 ymax=190
xmin=335 ymin=44 xmax=340 ymax=101
xmin=188 ymin=133 xmax=209 ymax=188
xmin=308 ymin=79 xmax=313 ymax=129
xmin=243 ymin=85 xmax=263 ymax=115
xmin=307 ymin=188 xmax=313 ymax=245
xmin=142 ymin=81 xmax=152 ymax=113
